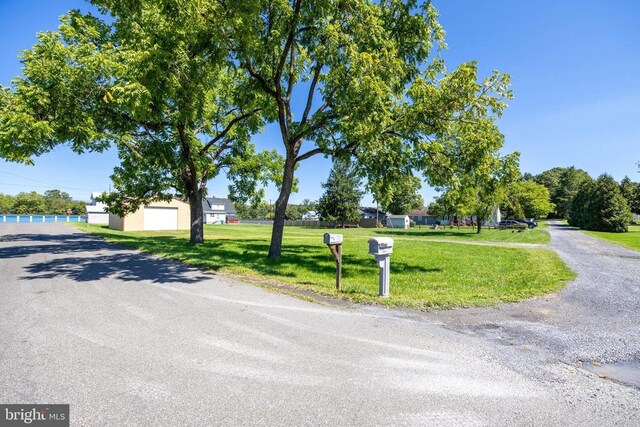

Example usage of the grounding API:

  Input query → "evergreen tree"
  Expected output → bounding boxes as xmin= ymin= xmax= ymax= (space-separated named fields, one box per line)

xmin=569 ymin=175 xmax=632 ymax=232
xmin=620 ymin=176 xmax=640 ymax=215
xmin=317 ymin=160 xmax=363 ymax=226
xmin=568 ymin=184 xmax=593 ymax=229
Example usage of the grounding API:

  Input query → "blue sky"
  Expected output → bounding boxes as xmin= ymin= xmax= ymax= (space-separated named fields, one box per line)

xmin=1 ymin=0 xmax=639 ymax=204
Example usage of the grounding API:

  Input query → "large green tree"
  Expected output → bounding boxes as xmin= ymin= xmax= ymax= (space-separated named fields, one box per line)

xmin=43 ymin=189 xmax=73 ymax=215
xmin=223 ymin=1 xmax=511 ymax=257
xmin=435 ymin=151 xmax=520 ymax=233
xmin=569 ymin=174 xmax=632 ymax=232
xmin=534 ymin=166 xmax=590 ymax=218
xmin=0 ymin=2 xmax=280 ymax=244
xmin=412 ymin=72 xmax=519 ymax=234
xmin=503 ymin=180 xmax=554 ymax=219
xmin=317 ymin=159 xmax=363 ymax=226
xmin=11 ymin=192 xmax=46 ymax=214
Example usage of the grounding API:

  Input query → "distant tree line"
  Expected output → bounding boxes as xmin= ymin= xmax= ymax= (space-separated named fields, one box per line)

xmin=425 ymin=163 xmax=639 ymax=234
xmin=524 ymin=167 xmax=639 ymax=233
xmin=236 ymin=199 xmax=318 ymax=221
xmin=0 ymin=190 xmax=86 ymax=215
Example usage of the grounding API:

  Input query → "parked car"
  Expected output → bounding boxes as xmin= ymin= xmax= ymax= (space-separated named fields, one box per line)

xmin=497 ymin=220 xmax=527 ymax=230
xmin=515 ymin=219 xmax=537 ymax=229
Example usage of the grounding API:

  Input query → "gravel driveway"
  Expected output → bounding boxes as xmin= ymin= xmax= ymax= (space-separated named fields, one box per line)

xmin=1 ymin=223 xmax=639 ymax=425
xmin=419 ymin=221 xmax=640 ymax=387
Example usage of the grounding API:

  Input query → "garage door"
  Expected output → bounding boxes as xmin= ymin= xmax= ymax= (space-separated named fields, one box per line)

xmin=143 ymin=207 xmax=178 ymax=231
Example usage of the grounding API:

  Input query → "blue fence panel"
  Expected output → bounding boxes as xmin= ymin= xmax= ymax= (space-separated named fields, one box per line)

xmin=1 ymin=214 xmax=86 ymax=223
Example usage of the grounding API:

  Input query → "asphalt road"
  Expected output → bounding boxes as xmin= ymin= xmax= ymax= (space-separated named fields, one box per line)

xmin=1 ymin=223 xmax=639 ymax=426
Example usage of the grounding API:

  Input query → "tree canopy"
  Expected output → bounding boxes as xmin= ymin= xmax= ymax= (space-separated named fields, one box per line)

xmin=374 ymin=175 xmax=424 ymax=215
xmin=220 ymin=0 xmax=513 ymax=256
xmin=2 ymin=0 xmax=516 ymax=255
xmin=533 ymin=167 xmax=591 ymax=218
xmin=503 ymin=180 xmax=554 ymax=219
xmin=0 ymin=2 xmax=280 ymax=243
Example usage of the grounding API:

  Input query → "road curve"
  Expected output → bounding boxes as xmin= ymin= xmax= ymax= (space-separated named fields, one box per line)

xmin=1 ymin=223 xmax=638 ymax=426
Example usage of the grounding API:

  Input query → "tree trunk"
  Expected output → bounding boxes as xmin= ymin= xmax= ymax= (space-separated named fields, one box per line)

xmin=189 ymin=188 xmax=204 ymax=244
xmin=268 ymin=154 xmax=296 ymax=258
xmin=476 ymin=220 xmax=482 ymax=234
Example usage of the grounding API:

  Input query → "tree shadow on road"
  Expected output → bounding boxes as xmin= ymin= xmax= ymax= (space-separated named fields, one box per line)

xmin=2 ymin=232 xmax=212 ymax=284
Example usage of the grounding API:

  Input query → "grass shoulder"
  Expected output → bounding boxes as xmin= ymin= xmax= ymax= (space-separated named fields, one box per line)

xmin=582 ymin=225 xmax=640 ymax=252
xmin=74 ymin=223 xmax=572 ymax=309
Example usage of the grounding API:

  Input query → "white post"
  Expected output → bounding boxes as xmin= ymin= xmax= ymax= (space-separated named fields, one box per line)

xmin=375 ymin=254 xmax=391 ymax=297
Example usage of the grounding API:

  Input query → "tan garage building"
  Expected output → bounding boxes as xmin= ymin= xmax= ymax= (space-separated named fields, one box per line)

xmin=108 ymin=199 xmax=191 ymax=231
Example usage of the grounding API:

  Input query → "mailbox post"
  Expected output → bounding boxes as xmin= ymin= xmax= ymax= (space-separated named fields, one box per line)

xmin=323 ymin=233 xmax=344 ymax=290
xmin=368 ymin=237 xmax=394 ymax=297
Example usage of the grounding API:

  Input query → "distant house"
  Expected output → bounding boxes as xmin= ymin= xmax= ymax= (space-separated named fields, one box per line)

xmin=407 ymin=209 xmax=437 ymax=226
xmin=386 ymin=215 xmax=410 ymax=229
xmin=485 ymin=207 xmax=502 ymax=227
xmin=358 ymin=207 xmax=387 ymax=222
xmin=109 ymin=199 xmax=190 ymax=231
xmin=302 ymin=210 xmax=320 ymax=220
xmin=202 ymin=197 xmax=237 ymax=224
xmin=85 ymin=192 xmax=109 ymax=225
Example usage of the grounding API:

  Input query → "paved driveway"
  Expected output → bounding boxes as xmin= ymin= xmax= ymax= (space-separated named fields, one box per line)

xmin=1 ymin=223 xmax=639 ymax=426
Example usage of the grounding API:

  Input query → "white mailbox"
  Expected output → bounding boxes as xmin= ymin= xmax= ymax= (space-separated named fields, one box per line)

xmin=324 ymin=233 xmax=344 ymax=291
xmin=368 ymin=237 xmax=394 ymax=297
xmin=368 ymin=237 xmax=394 ymax=255
xmin=324 ymin=233 xmax=344 ymax=245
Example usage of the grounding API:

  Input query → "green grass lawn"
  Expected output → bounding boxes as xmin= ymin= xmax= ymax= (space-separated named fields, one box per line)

xmin=583 ymin=225 xmax=640 ymax=252
xmin=365 ymin=225 xmax=551 ymax=244
xmin=74 ymin=223 xmax=572 ymax=309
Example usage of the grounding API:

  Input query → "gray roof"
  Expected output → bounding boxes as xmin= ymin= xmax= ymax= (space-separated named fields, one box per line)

xmin=202 ymin=197 xmax=236 ymax=214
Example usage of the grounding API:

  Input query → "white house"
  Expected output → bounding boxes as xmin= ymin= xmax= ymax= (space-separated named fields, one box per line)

xmin=85 ymin=192 xmax=109 ymax=224
xmin=202 ymin=197 xmax=237 ymax=224
xmin=386 ymin=215 xmax=410 ymax=229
